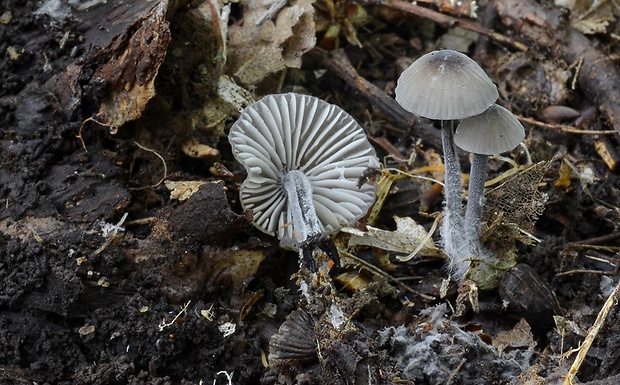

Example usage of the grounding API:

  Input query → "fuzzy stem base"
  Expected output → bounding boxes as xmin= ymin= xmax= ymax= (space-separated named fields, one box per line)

xmin=440 ymin=121 xmax=469 ymax=280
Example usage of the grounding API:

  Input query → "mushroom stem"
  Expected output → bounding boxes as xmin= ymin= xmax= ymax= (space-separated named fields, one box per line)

xmin=283 ymin=170 xmax=322 ymax=243
xmin=440 ymin=120 xmax=469 ymax=279
xmin=464 ymin=153 xmax=489 ymax=254
xmin=441 ymin=120 xmax=464 ymax=223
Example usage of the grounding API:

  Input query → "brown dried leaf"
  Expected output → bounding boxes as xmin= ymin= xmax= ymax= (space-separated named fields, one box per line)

xmin=492 ymin=318 xmax=536 ymax=356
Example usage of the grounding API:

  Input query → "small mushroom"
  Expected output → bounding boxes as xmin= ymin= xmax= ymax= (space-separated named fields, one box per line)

xmin=229 ymin=93 xmax=378 ymax=250
xmin=395 ymin=49 xmax=498 ymax=276
xmin=454 ymin=104 xmax=525 ymax=255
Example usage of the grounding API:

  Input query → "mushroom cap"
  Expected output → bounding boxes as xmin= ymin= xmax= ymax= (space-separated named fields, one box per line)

xmin=395 ymin=50 xmax=499 ymax=120
xmin=229 ymin=93 xmax=378 ymax=244
xmin=454 ymin=104 xmax=525 ymax=155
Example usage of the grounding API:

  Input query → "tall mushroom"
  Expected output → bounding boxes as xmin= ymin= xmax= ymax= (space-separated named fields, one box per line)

xmin=228 ymin=93 xmax=379 ymax=251
xmin=395 ymin=49 xmax=498 ymax=278
xmin=454 ymin=104 xmax=525 ymax=256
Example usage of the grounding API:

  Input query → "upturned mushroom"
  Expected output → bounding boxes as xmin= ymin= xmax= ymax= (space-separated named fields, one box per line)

xmin=454 ymin=103 xmax=525 ymax=256
xmin=395 ymin=49 xmax=498 ymax=278
xmin=228 ymin=93 xmax=379 ymax=251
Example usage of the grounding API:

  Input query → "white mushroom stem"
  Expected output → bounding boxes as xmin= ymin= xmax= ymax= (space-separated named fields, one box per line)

xmin=440 ymin=120 xmax=469 ymax=279
xmin=283 ymin=170 xmax=322 ymax=244
xmin=464 ymin=153 xmax=489 ymax=254
xmin=441 ymin=120 xmax=464 ymax=225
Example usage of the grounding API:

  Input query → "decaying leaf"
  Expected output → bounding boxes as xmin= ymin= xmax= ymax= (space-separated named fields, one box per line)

xmin=483 ymin=161 xmax=551 ymax=246
xmin=203 ymin=246 xmax=267 ymax=295
xmin=227 ymin=0 xmax=316 ymax=86
xmin=492 ymin=318 xmax=536 ymax=356
xmin=165 ymin=180 xmax=208 ymax=202
xmin=555 ymin=0 xmax=616 ymax=35
xmin=314 ymin=0 xmax=369 ymax=49
xmin=218 ymin=76 xmax=255 ymax=113
xmin=342 ymin=216 xmax=443 ymax=258
xmin=463 ymin=161 xmax=551 ymax=290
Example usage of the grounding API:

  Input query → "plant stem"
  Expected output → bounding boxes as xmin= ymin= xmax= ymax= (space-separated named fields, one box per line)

xmin=464 ymin=153 xmax=489 ymax=254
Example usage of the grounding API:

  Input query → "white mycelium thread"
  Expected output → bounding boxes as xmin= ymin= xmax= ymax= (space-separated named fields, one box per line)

xmin=229 ymin=93 xmax=378 ymax=247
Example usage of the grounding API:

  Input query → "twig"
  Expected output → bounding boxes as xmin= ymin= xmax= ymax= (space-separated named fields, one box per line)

xmin=562 ymin=278 xmax=620 ymax=384
xmin=516 ymin=114 xmax=617 ymax=135
xmin=158 ymin=300 xmax=191 ymax=332
xmin=360 ymin=0 xmax=528 ymax=51
xmin=77 ymin=117 xmax=117 ymax=152
xmin=133 ymin=141 xmax=168 ymax=188
xmin=339 ymin=249 xmax=436 ymax=301
xmin=555 ymin=269 xmax=616 ymax=278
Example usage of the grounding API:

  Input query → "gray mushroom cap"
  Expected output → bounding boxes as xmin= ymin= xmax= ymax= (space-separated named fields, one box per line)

xmin=454 ymin=104 xmax=525 ymax=155
xmin=395 ymin=50 xmax=499 ymax=120
xmin=229 ymin=93 xmax=378 ymax=246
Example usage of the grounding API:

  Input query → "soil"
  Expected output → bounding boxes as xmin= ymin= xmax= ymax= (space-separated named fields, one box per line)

xmin=1 ymin=1 xmax=619 ymax=384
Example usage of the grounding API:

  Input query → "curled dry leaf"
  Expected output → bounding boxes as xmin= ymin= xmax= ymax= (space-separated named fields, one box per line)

xmin=342 ymin=216 xmax=443 ymax=258
xmin=227 ymin=0 xmax=316 ymax=86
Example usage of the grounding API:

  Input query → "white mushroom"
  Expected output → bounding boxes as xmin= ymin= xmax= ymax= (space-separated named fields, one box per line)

xmin=395 ymin=49 xmax=498 ymax=278
xmin=395 ymin=50 xmax=499 ymax=121
xmin=229 ymin=93 xmax=379 ymax=249
xmin=455 ymin=104 xmax=525 ymax=255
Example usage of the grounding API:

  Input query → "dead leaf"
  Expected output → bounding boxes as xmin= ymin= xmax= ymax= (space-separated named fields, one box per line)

xmin=493 ymin=318 xmax=536 ymax=356
xmin=342 ymin=216 xmax=443 ymax=258
xmin=227 ymin=0 xmax=316 ymax=86
xmin=165 ymin=180 xmax=208 ymax=202
xmin=555 ymin=0 xmax=616 ymax=35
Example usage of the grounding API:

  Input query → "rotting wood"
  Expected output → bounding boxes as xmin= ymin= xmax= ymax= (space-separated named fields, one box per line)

xmin=493 ymin=0 xmax=620 ymax=137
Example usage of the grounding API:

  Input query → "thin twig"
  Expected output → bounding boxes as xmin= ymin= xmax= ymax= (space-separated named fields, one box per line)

xmin=562 ymin=278 xmax=620 ymax=384
xmin=339 ymin=249 xmax=436 ymax=301
xmin=516 ymin=114 xmax=617 ymax=135
xmin=133 ymin=141 xmax=168 ymax=188
xmin=555 ymin=269 xmax=617 ymax=278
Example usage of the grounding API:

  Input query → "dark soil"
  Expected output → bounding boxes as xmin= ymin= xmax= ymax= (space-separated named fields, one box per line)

xmin=1 ymin=1 xmax=619 ymax=384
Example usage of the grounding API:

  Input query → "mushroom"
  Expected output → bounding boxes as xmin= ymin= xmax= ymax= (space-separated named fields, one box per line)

xmin=454 ymin=104 xmax=525 ymax=255
xmin=395 ymin=49 xmax=498 ymax=276
xmin=228 ymin=93 xmax=379 ymax=250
